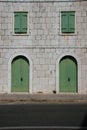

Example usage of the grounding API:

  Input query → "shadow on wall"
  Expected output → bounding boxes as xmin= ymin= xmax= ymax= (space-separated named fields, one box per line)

xmin=79 ymin=112 xmax=87 ymax=130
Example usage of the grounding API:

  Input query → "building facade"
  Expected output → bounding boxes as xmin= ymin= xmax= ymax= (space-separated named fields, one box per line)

xmin=0 ymin=0 xmax=87 ymax=94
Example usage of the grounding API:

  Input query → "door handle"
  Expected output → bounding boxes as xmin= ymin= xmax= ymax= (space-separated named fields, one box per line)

xmin=68 ymin=77 xmax=70 ymax=82
xmin=21 ymin=77 xmax=23 ymax=81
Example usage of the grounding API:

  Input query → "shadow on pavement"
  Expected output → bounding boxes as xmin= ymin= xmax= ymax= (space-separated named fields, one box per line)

xmin=79 ymin=112 xmax=87 ymax=130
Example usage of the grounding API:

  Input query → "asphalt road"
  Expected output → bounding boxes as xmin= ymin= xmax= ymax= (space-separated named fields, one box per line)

xmin=0 ymin=103 xmax=87 ymax=130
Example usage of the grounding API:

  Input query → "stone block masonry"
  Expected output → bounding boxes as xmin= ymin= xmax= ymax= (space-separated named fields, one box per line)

xmin=0 ymin=0 xmax=86 ymax=94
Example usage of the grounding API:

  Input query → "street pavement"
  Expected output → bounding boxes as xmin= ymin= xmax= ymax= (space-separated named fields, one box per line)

xmin=0 ymin=103 xmax=87 ymax=130
xmin=0 ymin=93 xmax=87 ymax=103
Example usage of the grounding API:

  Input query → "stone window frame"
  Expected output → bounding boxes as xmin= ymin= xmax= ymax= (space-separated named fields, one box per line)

xmin=60 ymin=11 xmax=77 ymax=36
xmin=13 ymin=11 xmax=29 ymax=36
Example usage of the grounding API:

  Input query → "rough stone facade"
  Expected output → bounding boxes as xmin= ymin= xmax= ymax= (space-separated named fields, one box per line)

xmin=0 ymin=0 xmax=87 ymax=94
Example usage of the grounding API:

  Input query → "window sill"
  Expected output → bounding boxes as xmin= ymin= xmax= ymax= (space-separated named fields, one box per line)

xmin=13 ymin=33 xmax=29 ymax=36
xmin=59 ymin=32 xmax=77 ymax=36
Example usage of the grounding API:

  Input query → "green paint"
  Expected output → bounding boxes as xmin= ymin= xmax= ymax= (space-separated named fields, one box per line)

xmin=69 ymin=12 xmax=75 ymax=33
xmin=61 ymin=12 xmax=69 ymax=33
xmin=59 ymin=57 xmax=77 ymax=93
xmin=14 ymin=13 xmax=21 ymax=33
xmin=14 ymin=12 xmax=27 ymax=34
xmin=21 ymin=13 xmax=27 ymax=33
xmin=11 ymin=56 xmax=29 ymax=92
xmin=61 ymin=11 xmax=75 ymax=33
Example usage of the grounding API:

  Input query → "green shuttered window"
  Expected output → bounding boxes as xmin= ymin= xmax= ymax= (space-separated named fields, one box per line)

xmin=61 ymin=11 xmax=75 ymax=33
xmin=14 ymin=12 xmax=28 ymax=34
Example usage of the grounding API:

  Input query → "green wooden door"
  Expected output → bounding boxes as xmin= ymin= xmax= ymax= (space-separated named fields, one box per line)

xmin=11 ymin=56 xmax=29 ymax=92
xmin=59 ymin=57 xmax=77 ymax=92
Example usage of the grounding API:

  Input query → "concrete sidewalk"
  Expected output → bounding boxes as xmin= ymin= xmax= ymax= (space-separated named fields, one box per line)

xmin=0 ymin=93 xmax=87 ymax=103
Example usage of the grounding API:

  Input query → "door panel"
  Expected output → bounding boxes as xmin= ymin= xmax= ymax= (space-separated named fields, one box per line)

xmin=59 ymin=57 xmax=77 ymax=93
xmin=11 ymin=56 xmax=29 ymax=92
xmin=20 ymin=58 xmax=29 ymax=92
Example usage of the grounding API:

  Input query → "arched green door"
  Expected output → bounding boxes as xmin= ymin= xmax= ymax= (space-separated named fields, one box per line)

xmin=11 ymin=56 xmax=29 ymax=92
xmin=59 ymin=56 xmax=77 ymax=93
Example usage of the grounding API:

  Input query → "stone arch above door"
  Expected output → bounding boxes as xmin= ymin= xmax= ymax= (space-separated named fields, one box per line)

xmin=56 ymin=52 xmax=81 ymax=94
xmin=59 ymin=56 xmax=77 ymax=93
xmin=8 ymin=52 xmax=32 ymax=93
xmin=11 ymin=56 xmax=29 ymax=92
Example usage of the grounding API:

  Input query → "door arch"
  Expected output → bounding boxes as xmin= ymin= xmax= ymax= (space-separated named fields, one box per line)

xmin=11 ymin=56 xmax=29 ymax=92
xmin=59 ymin=56 xmax=77 ymax=93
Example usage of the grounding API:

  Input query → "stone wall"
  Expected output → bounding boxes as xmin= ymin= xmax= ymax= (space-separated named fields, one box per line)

xmin=0 ymin=0 xmax=87 ymax=94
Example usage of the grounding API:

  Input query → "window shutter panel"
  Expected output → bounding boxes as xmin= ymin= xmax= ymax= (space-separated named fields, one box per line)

xmin=61 ymin=12 xmax=69 ymax=33
xmin=21 ymin=13 xmax=27 ymax=33
xmin=14 ymin=13 xmax=21 ymax=33
xmin=69 ymin=12 xmax=75 ymax=33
